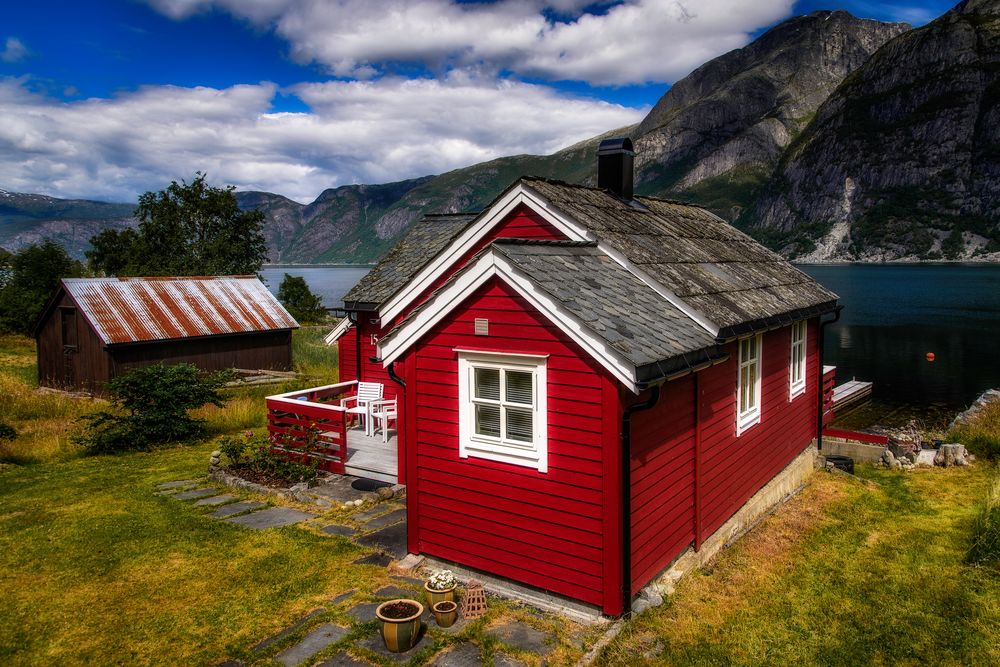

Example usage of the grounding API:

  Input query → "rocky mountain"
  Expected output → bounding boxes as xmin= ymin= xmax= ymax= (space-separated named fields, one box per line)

xmin=749 ymin=0 xmax=1000 ymax=261
xmin=0 ymin=190 xmax=135 ymax=258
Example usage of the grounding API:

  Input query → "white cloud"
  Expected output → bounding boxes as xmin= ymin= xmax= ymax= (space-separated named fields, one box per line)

xmin=144 ymin=0 xmax=796 ymax=86
xmin=1 ymin=37 xmax=28 ymax=63
xmin=0 ymin=75 xmax=645 ymax=202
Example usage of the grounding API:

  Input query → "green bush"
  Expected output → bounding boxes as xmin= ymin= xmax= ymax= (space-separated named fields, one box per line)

xmin=0 ymin=422 xmax=16 ymax=441
xmin=220 ymin=430 xmax=318 ymax=485
xmin=277 ymin=274 xmax=326 ymax=324
xmin=968 ymin=472 xmax=1000 ymax=569
xmin=948 ymin=400 xmax=1000 ymax=461
xmin=217 ymin=432 xmax=251 ymax=465
xmin=75 ymin=363 xmax=232 ymax=454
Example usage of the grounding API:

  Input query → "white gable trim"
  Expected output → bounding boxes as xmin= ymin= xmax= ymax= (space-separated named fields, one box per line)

xmin=378 ymin=183 xmax=592 ymax=325
xmin=323 ymin=318 xmax=353 ymax=346
xmin=376 ymin=181 xmax=718 ymax=339
xmin=378 ymin=251 xmax=641 ymax=393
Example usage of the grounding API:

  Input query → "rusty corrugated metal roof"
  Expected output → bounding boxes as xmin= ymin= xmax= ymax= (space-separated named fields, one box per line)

xmin=63 ymin=276 xmax=299 ymax=345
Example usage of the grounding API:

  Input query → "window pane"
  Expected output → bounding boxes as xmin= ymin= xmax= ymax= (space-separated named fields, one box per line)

xmin=505 ymin=370 xmax=533 ymax=405
xmin=506 ymin=408 xmax=533 ymax=443
xmin=475 ymin=404 xmax=501 ymax=438
xmin=474 ymin=367 xmax=500 ymax=400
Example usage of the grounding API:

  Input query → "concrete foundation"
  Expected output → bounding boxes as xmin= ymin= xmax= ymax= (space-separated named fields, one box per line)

xmin=822 ymin=437 xmax=886 ymax=463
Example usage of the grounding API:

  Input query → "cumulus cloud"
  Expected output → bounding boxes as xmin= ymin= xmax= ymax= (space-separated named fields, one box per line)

xmin=144 ymin=0 xmax=795 ymax=85
xmin=1 ymin=37 xmax=28 ymax=63
xmin=0 ymin=75 xmax=644 ymax=202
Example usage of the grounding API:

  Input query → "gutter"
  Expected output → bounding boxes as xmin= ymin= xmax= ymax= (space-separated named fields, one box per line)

xmin=621 ymin=383 xmax=661 ymax=616
xmin=816 ymin=306 xmax=844 ymax=452
xmin=387 ymin=360 xmax=406 ymax=389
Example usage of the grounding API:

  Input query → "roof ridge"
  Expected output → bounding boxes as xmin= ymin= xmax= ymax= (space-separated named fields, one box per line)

xmin=520 ymin=175 xmax=706 ymax=209
xmin=491 ymin=238 xmax=597 ymax=247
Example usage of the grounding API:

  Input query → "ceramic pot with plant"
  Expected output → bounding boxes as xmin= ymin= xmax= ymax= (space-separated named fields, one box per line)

xmin=375 ymin=599 xmax=424 ymax=653
xmin=424 ymin=569 xmax=458 ymax=608
xmin=432 ymin=600 xmax=458 ymax=628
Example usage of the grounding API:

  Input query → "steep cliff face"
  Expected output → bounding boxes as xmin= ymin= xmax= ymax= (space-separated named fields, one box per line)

xmin=750 ymin=0 xmax=1000 ymax=261
xmin=633 ymin=10 xmax=908 ymax=220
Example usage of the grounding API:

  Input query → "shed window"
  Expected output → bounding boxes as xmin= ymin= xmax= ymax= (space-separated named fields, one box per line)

xmin=737 ymin=334 xmax=762 ymax=435
xmin=789 ymin=321 xmax=807 ymax=399
xmin=61 ymin=309 xmax=78 ymax=348
xmin=458 ymin=351 xmax=547 ymax=472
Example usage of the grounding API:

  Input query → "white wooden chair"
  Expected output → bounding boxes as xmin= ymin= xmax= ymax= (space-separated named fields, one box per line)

xmin=340 ymin=381 xmax=383 ymax=436
xmin=370 ymin=398 xmax=398 ymax=443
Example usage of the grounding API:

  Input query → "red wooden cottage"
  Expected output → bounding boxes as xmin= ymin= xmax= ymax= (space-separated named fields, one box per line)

xmin=271 ymin=139 xmax=838 ymax=616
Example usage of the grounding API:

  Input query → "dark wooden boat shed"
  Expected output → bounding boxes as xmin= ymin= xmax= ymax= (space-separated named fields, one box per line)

xmin=34 ymin=276 xmax=298 ymax=393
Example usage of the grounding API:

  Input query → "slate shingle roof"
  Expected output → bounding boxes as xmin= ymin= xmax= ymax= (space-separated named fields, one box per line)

xmin=343 ymin=213 xmax=477 ymax=307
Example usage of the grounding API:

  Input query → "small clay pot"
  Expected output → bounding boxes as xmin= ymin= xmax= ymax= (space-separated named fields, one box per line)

xmin=424 ymin=581 xmax=457 ymax=608
xmin=432 ymin=600 xmax=458 ymax=628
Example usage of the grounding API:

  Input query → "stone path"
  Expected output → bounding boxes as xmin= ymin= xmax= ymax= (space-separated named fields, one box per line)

xmin=155 ymin=480 xmax=316 ymax=529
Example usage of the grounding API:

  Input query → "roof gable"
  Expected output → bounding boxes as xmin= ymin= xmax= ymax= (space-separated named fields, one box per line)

xmin=62 ymin=276 xmax=298 ymax=345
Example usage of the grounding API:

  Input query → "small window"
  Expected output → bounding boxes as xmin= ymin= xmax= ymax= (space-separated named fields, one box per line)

xmin=737 ymin=333 xmax=762 ymax=435
xmin=458 ymin=351 xmax=547 ymax=472
xmin=789 ymin=321 xmax=807 ymax=399
xmin=61 ymin=308 xmax=78 ymax=348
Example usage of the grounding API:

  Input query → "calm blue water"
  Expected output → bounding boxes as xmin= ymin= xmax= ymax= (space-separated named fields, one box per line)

xmin=264 ymin=264 xmax=1000 ymax=410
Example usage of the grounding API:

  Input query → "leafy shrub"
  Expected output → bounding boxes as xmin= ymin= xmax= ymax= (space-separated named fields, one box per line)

xmin=0 ymin=422 xmax=16 ymax=441
xmin=218 ymin=431 xmax=253 ymax=465
xmin=968 ymin=473 xmax=1000 ymax=569
xmin=75 ymin=363 xmax=232 ymax=454
xmin=277 ymin=274 xmax=326 ymax=323
xmin=220 ymin=430 xmax=318 ymax=486
xmin=948 ymin=400 xmax=1000 ymax=461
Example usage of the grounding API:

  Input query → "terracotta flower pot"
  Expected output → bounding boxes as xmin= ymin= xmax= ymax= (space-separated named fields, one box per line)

xmin=375 ymin=599 xmax=424 ymax=653
xmin=424 ymin=581 xmax=457 ymax=608
xmin=432 ymin=600 xmax=458 ymax=628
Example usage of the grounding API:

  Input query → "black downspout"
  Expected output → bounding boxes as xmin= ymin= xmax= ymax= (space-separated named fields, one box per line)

xmin=387 ymin=361 xmax=406 ymax=389
xmin=816 ymin=307 xmax=843 ymax=452
xmin=349 ymin=312 xmax=362 ymax=382
xmin=621 ymin=384 xmax=661 ymax=616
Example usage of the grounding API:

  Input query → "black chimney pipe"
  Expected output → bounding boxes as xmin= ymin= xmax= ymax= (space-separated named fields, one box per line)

xmin=598 ymin=137 xmax=634 ymax=200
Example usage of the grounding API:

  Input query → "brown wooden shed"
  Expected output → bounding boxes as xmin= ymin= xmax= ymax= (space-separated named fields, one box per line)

xmin=34 ymin=276 xmax=299 ymax=394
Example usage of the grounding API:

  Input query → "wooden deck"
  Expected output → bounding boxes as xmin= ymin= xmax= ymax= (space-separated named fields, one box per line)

xmin=831 ymin=379 xmax=873 ymax=411
xmin=344 ymin=426 xmax=398 ymax=484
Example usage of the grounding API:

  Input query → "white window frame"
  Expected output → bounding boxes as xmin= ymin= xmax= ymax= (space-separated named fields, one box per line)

xmin=457 ymin=350 xmax=548 ymax=472
xmin=736 ymin=333 xmax=762 ymax=435
xmin=789 ymin=321 xmax=807 ymax=400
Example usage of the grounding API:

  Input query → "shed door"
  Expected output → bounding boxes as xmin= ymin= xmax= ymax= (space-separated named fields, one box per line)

xmin=60 ymin=308 xmax=77 ymax=387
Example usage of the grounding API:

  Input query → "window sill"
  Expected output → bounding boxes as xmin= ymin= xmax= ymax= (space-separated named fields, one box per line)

xmin=789 ymin=384 xmax=806 ymax=401
xmin=736 ymin=412 xmax=761 ymax=437
xmin=460 ymin=440 xmax=547 ymax=473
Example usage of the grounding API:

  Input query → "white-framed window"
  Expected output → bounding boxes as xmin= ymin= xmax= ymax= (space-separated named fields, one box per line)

xmin=457 ymin=350 xmax=548 ymax=472
xmin=737 ymin=333 xmax=762 ymax=435
xmin=789 ymin=321 xmax=807 ymax=399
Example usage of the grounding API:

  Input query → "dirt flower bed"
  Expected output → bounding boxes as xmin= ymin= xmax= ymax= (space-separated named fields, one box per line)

xmin=214 ymin=430 xmax=318 ymax=488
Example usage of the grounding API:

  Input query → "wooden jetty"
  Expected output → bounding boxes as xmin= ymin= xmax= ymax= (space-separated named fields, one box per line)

xmin=831 ymin=378 xmax=874 ymax=411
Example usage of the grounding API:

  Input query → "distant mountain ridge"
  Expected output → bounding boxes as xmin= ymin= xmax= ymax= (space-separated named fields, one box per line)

xmin=5 ymin=4 xmax=997 ymax=264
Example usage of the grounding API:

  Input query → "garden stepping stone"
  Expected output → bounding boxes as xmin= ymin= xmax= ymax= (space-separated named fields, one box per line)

xmin=322 ymin=524 xmax=357 ymax=537
xmin=352 ymin=552 xmax=393 ymax=567
xmin=486 ymin=622 xmax=554 ymax=656
xmin=354 ymin=522 xmax=408 ymax=559
xmin=430 ymin=642 xmax=482 ymax=667
xmin=253 ymin=609 xmax=326 ymax=653
xmin=317 ymin=652 xmax=370 ymax=667
xmin=156 ymin=479 xmax=199 ymax=490
xmin=373 ymin=585 xmax=416 ymax=599
xmin=494 ymin=653 xmax=529 ymax=667
xmin=357 ymin=633 xmax=422 ymax=664
xmin=174 ymin=487 xmax=220 ymax=500
xmin=392 ymin=575 xmax=424 ymax=587
xmin=363 ymin=508 xmax=407 ymax=530
xmin=346 ymin=602 xmax=381 ymax=624
xmin=226 ymin=507 xmax=316 ymax=530
xmin=328 ymin=590 xmax=356 ymax=605
xmin=195 ymin=494 xmax=237 ymax=507
xmin=350 ymin=505 xmax=391 ymax=523
xmin=211 ymin=501 xmax=266 ymax=518
xmin=274 ymin=623 xmax=349 ymax=667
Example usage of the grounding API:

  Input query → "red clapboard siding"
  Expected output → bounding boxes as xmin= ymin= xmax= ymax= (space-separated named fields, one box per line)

xmin=338 ymin=327 xmax=357 ymax=382
xmin=409 ymin=277 xmax=612 ymax=609
xmin=629 ymin=374 xmax=697 ymax=592
xmin=697 ymin=320 xmax=820 ymax=539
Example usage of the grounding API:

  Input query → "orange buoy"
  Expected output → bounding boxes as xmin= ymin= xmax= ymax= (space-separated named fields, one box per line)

xmin=926 ymin=352 xmax=936 ymax=362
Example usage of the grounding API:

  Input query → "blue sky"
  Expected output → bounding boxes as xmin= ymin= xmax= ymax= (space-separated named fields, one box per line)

xmin=0 ymin=1 xmax=955 ymax=202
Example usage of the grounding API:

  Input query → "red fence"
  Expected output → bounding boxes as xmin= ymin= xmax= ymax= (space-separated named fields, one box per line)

xmin=265 ymin=380 xmax=357 ymax=474
xmin=822 ymin=365 xmax=836 ymax=425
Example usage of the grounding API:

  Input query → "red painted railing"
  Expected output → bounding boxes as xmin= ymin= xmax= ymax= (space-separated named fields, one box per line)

xmin=822 ymin=365 xmax=836 ymax=425
xmin=821 ymin=428 xmax=889 ymax=445
xmin=265 ymin=380 xmax=358 ymax=474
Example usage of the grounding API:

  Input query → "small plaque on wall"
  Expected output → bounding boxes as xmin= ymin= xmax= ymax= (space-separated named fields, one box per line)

xmin=474 ymin=318 xmax=489 ymax=336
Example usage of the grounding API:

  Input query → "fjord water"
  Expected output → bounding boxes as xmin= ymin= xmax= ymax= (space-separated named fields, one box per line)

xmin=264 ymin=264 xmax=1000 ymax=411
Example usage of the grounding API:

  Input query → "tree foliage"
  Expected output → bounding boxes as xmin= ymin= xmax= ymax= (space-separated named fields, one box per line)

xmin=276 ymin=273 xmax=326 ymax=323
xmin=75 ymin=363 xmax=232 ymax=454
xmin=0 ymin=240 xmax=84 ymax=334
xmin=87 ymin=173 xmax=268 ymax=277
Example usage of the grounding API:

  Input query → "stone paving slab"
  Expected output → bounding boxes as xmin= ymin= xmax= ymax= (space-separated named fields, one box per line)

xmin=373 ymin=585 xmax=418 ymax=599
xmin=156 ymin=479 xmax=199 ymax=490
xmin=308 ymin=475 xmax=374 ymax=504
xmin=174 ymin=487 xmax=220 ymax=500
xmin=392 ymin=575 xmax=424 ymax=587
xmin=322 ymin=524 xmax=357 ymax=537
xmin=211 ymin=501 xmax=266 ymax=518
xmin=352 ymin=552 xmax=393 ymax=567
xmin=252 ymin=609 xmax=326 ymax=653
xmin=494 ymin=653 xmax=529 ymax=667
xmin=350 ymin=505 xmax=392 ymax=523
xmin=346 ymin=602 xmax=380 ymax=624
xmin=226 ymin=507 xmax=316 ymax=529
xmin=329 ymin=590 xmax=356 ymax=605
xmin=430 ymin=642 xmax=482 ymax=667
xmin=317 ymin=651 xmax=370 ymax=667
xmin=363 ymin=508 xmax=407 ymax=530
xmin=195 ymin=494 xmax=237 ymax=507
xmin=275 ymin=623 xmax=349 ymax=667
xmin=354 ymin=522 xmax=407 ymax=559
xmin=486 ymin=622 xmax=554 ymax=655
xmin=357 ymin=632 xmax=424 ymax=664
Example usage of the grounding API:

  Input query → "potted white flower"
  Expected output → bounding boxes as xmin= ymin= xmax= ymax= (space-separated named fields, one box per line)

xmin=424 ymin=569 xmax=458 ymax=608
